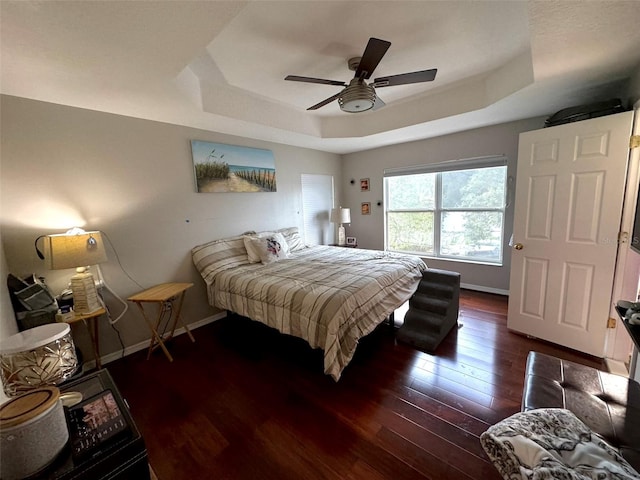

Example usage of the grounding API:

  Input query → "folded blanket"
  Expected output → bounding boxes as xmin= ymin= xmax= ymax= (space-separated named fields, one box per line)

xmin=481 ymin=408 xmax=640 ymax=480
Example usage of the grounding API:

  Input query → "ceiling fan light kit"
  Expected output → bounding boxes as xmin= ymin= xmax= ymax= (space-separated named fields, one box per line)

xmin=338 ymin=79 xmax=376 ymax=113
xmin=285 ymin=37 xmax=437 ymax=113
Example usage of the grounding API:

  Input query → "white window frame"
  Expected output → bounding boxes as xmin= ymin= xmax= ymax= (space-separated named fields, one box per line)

xmin=384 ymin=156 xmax=508 ymax=265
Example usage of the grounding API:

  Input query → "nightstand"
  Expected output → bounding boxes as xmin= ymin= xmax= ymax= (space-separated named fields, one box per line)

xmin=63 ymin=308 xmax=107 ymax=369
xmin=35 ymin=369 xmax=150 ymax=479
xmin=66 ymin=308 xmax=107 ymax=370
xmin=328 ymin=243 xmax=357 ymax=248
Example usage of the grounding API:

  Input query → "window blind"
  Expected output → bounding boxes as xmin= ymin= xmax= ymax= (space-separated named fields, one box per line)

xmin=384 ymin=155 xmax=507 ymax=178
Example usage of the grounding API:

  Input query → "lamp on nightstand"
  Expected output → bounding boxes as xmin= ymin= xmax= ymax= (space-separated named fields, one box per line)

xmin=330 ymin=207 xmax=351 ymax=246
xmin=44 ymin=229 xmax=107 ymax=314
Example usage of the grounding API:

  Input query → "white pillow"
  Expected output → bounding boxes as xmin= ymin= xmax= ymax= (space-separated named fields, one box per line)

xmin=244 ymin=233 xmax=290 ymax=264
xmin=244 ymin=232 xmax=271 ymax=263
xmin=277 ymin=227 xmax=306 ymax=251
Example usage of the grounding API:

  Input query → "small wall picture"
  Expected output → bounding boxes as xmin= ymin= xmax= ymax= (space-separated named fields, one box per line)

xmin=360 ymin=178 xmax=370 ymax=191
xmin=361 ymin=202 xmax=371 ymax=215
xmin=346 ymin=237 xmax=357 ymax=246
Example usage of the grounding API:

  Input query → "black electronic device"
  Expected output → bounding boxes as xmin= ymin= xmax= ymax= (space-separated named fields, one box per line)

xmin=65 ymin=390 xmax=131 ymax=462
xmin=35 ymin=369 xmax=149 ymax=480
xmin=544 ymin=99 xmax=625 ymax=127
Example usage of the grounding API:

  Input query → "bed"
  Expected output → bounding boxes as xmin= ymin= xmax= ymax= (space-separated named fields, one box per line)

xmin=192 ymin=227 xmax=426 ymax=380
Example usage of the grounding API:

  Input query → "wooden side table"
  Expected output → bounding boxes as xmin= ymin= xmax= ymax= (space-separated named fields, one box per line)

xmin=127 ymin=283 xmax=195 ymax=362
xmin=65 ymin=307 xmax=107 ymax=369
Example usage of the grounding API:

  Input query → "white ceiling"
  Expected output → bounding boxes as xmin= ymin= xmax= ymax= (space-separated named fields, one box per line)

xmin=2 ymin=1 xmax=640 ymax=154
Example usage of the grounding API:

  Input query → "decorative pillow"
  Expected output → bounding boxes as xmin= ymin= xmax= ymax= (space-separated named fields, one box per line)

xmin=277 ymin=226 xmax=306 ymax=251
xmin=244 ymin=232 xmax=291 ymax=263
xmin=480 ymin=408 xmax=640 ymax=480
xmin=244 ymin=233 xmax=290 ymax=264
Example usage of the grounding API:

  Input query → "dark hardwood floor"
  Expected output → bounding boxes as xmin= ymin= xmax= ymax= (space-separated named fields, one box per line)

xmin=107 ymin=290 xmax=604 ymax=479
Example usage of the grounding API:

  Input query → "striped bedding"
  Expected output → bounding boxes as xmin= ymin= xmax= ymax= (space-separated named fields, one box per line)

xmin=193 ymin=238 xmax=426 ymax=380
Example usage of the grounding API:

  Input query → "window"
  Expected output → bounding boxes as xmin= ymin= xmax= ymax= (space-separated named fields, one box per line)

xmin=384 ymin=158 xmax=507 ymax=264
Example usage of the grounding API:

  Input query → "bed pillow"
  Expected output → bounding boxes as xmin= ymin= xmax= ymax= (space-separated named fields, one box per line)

xmin=244 ymin=233 xmax=290 ymax=264
xmin=244 ymin=232 xmax=291 ymax=263
xmin=480 ymin=408 xmax=640 ymax=480
xmin=277 ymin=226 xmax=306 ymax=251
xmin=191 ymin=235 xmax=249 ymax=284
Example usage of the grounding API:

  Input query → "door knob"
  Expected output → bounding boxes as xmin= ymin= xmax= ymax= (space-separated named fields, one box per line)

xmin=514 ymin=243 xmax=524 ymax=250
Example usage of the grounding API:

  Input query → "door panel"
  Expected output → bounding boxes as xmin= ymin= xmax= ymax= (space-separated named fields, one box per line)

xmin=527 ymin=175 xmax=555 ymax=239
xmin=559 ymin=262 xmax=593 ymax=329
xmin=521 ymin=257 xmax=548 ymax=318
xmin=508 ymin=111 xmax=634 ymax=356
xmin=567 ymin=171 xmax=604 ymax=243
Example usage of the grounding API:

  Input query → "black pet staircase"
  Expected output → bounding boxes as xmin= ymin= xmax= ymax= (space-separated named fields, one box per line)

xmin=397 ymin=268 xmax=461 ymax=352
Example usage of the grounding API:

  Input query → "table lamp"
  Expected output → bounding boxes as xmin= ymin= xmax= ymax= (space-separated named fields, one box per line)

xmin=330 ymin=207 xmax=351 ymax=246
xmin=44 ymin=229 xmax=107 ymax=314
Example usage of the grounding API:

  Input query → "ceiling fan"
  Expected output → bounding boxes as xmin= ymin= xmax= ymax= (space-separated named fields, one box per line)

xmin=285 ymin=37 xmax=437 ymax=113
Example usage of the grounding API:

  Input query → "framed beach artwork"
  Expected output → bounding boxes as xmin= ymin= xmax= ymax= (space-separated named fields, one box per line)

xmin=191 ymin=140 xmax=277 ymax=193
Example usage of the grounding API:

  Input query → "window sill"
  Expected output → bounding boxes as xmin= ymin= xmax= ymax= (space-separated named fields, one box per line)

xmin=388 ymin=250 xmax=503 ymax=267
xmin=422 ymin=256 xmax=503 ymax=267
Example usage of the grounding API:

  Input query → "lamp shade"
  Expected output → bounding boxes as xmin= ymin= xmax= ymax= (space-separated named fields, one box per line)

xmin=330 ymin=207 xmax=351 ymax=224
xmin=44 ymin=231 xmax=107 ymax=270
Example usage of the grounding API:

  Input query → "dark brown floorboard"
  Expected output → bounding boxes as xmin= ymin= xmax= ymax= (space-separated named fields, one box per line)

xmin=107 ymin=289 xmax=604 ymax=480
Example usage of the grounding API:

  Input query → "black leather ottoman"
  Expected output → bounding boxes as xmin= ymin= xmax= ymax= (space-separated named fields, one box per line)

xmin=522 ymin=351 xmax=640 ymax=471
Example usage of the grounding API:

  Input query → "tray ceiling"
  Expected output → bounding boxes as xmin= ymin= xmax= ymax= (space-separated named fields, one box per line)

xmin=2 ymin=1 xmax=639 ymax=153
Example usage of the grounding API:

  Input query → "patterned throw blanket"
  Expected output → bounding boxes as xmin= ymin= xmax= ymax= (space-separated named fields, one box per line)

xmin=194 ymin=239 xmax=425 ymax=380
xmin=481 ymin=408 xmax=640 ymax=480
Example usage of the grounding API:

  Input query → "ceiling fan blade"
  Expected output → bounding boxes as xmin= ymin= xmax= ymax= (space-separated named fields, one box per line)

xmin=307 ymin=92 xmax=342 ymax=110
xmin=373 ymin=68 xmax=437 ymax=87
xmin=285 ymin=75 xmax=347 ymax=87
xmin=355 ymin=37 xmax=391 ymax=80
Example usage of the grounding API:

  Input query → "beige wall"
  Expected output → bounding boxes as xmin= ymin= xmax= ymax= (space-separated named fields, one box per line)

xmin=626 ymin=64 xmax=640 ymax=106
xmin=0 ymin=95 xmax=341 ymax=361
xmin=0 ymin=230 xmax=18 ymax=340
xmin=341 ymin=117 xmax=545 ymax=293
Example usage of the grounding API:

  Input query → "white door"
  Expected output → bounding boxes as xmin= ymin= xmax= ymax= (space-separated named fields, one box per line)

xmin=508 ymin=111 xmax=634 ymax=356
xmin=301 ymin=174 xmax=334 ymax=245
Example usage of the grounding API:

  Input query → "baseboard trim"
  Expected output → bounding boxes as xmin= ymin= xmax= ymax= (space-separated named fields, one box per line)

xmin=89 ymin=286 xmax=506 ymax=368
xmin=460 ymin=283 xmax=509 ymax=296
xmin=86 ymin=312 xmax=226 ymax=369
xmin=605 ymin=358 xmax=629 ymax=376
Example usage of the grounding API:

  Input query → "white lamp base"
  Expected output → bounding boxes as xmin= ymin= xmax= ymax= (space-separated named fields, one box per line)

xmin=70 ymin=271 xmax=102 ymax=314
xmin=337 ymin=225 xmax=346 ymax=246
